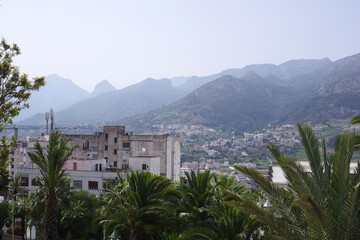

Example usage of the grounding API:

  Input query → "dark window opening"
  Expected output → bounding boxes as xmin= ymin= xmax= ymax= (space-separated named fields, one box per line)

xmin=114 ymin=137 xmax=117 ymax=143
xmin=114 ymin=161 xmax=117 ymax=167
xmin=122 ymin=163 xmax=129 ymax=169
xmin=123 ymin=142 xmax=130 ymax=148
xmin=88 ymin=181 xmax=98 ymax=190
xmin=142 ymin=164 xmax=147 ymax=171
xmin=105 ymin=145 xmax=108 ymax=151
xmin=31 ymin=178 xmax=39 ymax=186
xmin=21 ymin=177 xmax=29 ymax=187
xmin=82 ymin=141 xmax=89 ymax=150
xmin=114 ymin=149 xmax=117 ymax=155
xmin=105 ymin=133 xmax=108 ymax=140
xmin=105 ymin=157 xmax=108 ymax=163
xmin=99 ymin=164 xmax=102 ymax=171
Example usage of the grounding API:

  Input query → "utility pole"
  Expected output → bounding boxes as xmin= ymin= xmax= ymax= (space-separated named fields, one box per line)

xmin=45 ymin=112 xmax=49 ymax=135
xmin=50 ymin=109 xmax=54 ymax=134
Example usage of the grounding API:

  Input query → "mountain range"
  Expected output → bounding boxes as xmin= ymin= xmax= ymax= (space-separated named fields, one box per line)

xmin=116 ymin=54 xmax=360 ymax=133
xmin=17 ymin=53 xmax=360 ymax=133
xmin=14 ymin=75 xmax=118 ymax=122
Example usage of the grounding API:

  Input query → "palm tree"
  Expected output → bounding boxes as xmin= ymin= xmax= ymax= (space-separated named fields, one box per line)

xmin=228 ymin=123 xmax=360 ymax=240
xmin=9 ymin=175 xmax=28 ymax=199
xmin=28 ymin=132 xmax=76 ymax=240
xmin=168 ymin=170 xmax=216 ymax=232
xmin=101 ymin=171 xmax=172 ymax=240
xmin=178 ymin=203 xmax=262 ymax=240
xmin=9 ymin=176 xmax=28 ymax=240
xmin=60 ymin=190 xmax=100 ymax=239
xmin=60 ymin=200 xmax=86 ymax=238
xmin=175 ymin=172 xmax=263 ymax=240
xmin=351 ymin=115 xmax=360 ymax=151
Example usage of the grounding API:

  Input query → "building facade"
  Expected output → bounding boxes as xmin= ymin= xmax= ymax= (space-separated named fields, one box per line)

xmin=7 ymin=126 xmax=180 ymax=197
xmin=61 ymin=126 xmax=181 ymax=182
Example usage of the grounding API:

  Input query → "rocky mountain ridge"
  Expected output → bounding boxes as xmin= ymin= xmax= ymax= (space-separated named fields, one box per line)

xmin=117 ymin=53 xmax=360 ymax=133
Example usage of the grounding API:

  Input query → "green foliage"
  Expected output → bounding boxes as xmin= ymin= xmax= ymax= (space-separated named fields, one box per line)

xmin=101 ymin=171 xmax=172 ymax=240
xmin=0 ymin=38 xmax=45 ymax=128
xmin=28 ymin=132 xmax=76 ymax=240
xmin=59 ymin=190 xmax=101 ymax=239
xmin=8 ymin=175 xmax=28 ymax=199
xmin=0 ymin=135 xmax=17 ymax=194
xmin=230 ymin=123 xmax=360 ymax=240
xmin=0 ymin=201 xmax=10 ymax=233
xmin=172 ymin=171 xmax=262 ymax=240
xmin=0 ymin=38 xmax=44 ymax=195
xmin=351 ymin=115 xmax=360 ymax=151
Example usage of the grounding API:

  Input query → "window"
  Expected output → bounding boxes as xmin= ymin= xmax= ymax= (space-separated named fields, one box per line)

xmin=105 ymin=133 xmax=108 ymax=140
xmin=21 ymin=177 xmax=29 ymax=187
xmin=114 ymin=149 xmax=117 ymax=155
xmin=73 ymin=180 xmax=82 ymax=189
xmin=95 ymin=164 xmax=98 ymax=171
xmin=114 ymin=137 xmax=117 ymax=143
xmin=82 ymin=141 xmax=89 ymax=150
xmin=114 ymin=161 xmax=117 ymax=167
xmin=105 ymin=145 xmax=108 ymax=151
xmin=123 ymin=142 xmax=130 ymax=148
xmin=142 ymin=164 xmax=147 ymax=171
xmin=73 ymin=162 xmax=77 ymax=170
xmin=31 ymin=178 xmax=39 ymax=186
xmin=105 ymin=157 xmax=108 ymax=163
xmin=88 ymin=181 xmax=98 ymax=190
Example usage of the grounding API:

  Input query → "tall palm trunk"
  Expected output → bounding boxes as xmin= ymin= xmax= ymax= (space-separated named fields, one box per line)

xmin=45 ymin=189 xmax=58 ymax=240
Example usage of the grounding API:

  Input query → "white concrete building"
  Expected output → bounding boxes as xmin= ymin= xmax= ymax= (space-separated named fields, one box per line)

xmin=271 ymin=161 xmax=360 ymax=188
xmin=180 ymin=167 xmax=192 ymax=178
xmin=61 ymin=126 xmax=181 ymax=182
xmin=16 ymin=165 xmax=124 ymax=194
xmin=10 ymin=126 xmax=181 ymax=196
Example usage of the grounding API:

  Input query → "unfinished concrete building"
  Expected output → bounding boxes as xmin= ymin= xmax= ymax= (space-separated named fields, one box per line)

xmin=61 ymin=126 xmax=181 ymax=182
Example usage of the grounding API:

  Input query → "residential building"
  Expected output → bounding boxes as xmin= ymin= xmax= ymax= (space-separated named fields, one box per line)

xmin=10 ymin=126 xmax=181 ymax=196
xmin=61 ymin=126 xmax=181 ymax=182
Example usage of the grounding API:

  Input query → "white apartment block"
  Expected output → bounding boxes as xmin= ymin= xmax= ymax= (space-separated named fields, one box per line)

xmin=61 ymin=126 xmax=181 ymax=182
xmin=11 ymin=126 xmax=181 ymax=196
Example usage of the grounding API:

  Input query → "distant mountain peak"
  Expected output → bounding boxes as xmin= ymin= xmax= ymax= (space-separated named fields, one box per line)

xmin=91 ymin=80 xmax=116 ymax=97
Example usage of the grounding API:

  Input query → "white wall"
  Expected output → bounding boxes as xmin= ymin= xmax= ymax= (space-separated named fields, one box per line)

xmin=129 ymin=157 xmax=160 ymax=175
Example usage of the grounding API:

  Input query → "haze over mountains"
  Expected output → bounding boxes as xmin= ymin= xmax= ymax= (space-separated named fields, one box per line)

xmin=117 ymin=53 xmax=360 ymax=132
xmin=18 ymin=53 xmax=360 ymax=133
xmin=14 ymin=75 xmax=118 ymax=122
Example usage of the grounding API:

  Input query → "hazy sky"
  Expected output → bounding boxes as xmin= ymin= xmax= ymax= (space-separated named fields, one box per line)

xmin=1 ymin=0 xmax=359 ymax=92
